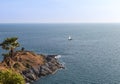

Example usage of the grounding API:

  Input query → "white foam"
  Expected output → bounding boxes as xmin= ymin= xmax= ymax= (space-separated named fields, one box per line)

xmin=61 ymin=62 xmax=65 ymax=66
xmin=26 ymin=83 xmax=30 ymax=84
xmin=55 ymin=55 xmax=61 ymax=59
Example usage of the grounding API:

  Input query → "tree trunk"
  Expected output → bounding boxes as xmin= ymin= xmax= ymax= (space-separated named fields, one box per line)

xmin=10 ymin=48 xmax=14 ymax=58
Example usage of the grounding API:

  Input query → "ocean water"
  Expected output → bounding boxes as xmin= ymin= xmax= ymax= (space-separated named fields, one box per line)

xmin=1 ymin=23 xmax=120 ymax=84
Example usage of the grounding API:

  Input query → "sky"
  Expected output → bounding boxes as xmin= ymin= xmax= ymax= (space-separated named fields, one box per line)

xmin=0 ymin=0 xmax=120 ymax=23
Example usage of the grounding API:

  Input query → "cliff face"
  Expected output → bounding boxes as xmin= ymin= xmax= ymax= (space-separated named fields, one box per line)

xmin=0 ymin=51 xmax=64 ymax=83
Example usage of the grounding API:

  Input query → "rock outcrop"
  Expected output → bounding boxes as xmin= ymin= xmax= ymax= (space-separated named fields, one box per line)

xmin=0 ymin=51 xmax=64 ymax=83
xmin=22 ymin=55 xmax=64 ymax=83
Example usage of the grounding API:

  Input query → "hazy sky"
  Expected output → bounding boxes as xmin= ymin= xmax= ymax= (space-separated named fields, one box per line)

xmin=0 ymin=0 xmax=120 ymax=23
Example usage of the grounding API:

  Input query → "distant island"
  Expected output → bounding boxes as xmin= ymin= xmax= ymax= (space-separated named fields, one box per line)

xmin=0 ymin=37 xmax=64 ymax=84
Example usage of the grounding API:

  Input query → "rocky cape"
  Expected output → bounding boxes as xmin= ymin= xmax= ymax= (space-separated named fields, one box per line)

xmin=0 ymin=51 xmax=64 ymax=83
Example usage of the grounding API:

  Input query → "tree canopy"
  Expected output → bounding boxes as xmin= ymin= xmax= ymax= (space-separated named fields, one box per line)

xmin=0 ymin=37 xmax=20 ymax=50
xmin=0 ymin=37 xmax=20 ymax=58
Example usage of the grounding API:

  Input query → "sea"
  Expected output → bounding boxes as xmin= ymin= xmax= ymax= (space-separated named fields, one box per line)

xmin=1 ymin=23 xmax=120 ymax=84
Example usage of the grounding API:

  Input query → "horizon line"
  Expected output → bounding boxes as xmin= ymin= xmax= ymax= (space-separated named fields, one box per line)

xmin=1 ymin=22 xmax=120 ymax=24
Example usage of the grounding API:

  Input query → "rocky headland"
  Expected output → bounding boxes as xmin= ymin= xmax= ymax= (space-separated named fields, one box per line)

xmin=0 ymin=51 xmax=64 ymax=83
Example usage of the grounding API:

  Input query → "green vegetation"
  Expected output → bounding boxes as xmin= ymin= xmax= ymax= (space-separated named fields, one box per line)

xmin=0 ymin=37 xmax=25 ymax=84
xmin=0 ymin=37 xmax=48 ymax=83
xmin=0 ymin=37 xmax=20 ymax=58
xmin=0 ymin=69 xmax=25 ymax=84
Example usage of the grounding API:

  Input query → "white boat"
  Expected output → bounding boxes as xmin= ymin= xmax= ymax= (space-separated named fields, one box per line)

xmin=68 ymin=36 xmax=72 ymax=40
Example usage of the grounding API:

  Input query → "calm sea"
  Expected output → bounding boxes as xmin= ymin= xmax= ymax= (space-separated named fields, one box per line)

xmin=1 ymin=23 xmax=120 ymax=84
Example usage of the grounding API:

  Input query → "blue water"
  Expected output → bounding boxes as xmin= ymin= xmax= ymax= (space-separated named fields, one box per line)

xmin=1 ymin=23 xmax=120 ymax=84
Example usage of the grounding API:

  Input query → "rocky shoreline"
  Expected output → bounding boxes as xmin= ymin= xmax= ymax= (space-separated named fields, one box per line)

xmin=22 ymin=55 xmax=64 ymax=83
xmin=0 ymin=51 xmax=64 ymax=84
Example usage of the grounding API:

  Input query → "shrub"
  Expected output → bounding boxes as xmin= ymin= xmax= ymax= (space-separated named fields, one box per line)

xmin=0 ymin=69 xmax=25 ymax=84
xmin=13 ymin=63 xmax=20 ymax=68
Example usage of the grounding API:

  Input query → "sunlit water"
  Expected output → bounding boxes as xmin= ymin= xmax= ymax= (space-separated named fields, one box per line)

xmin=1 ymin=23 xmax=120 ymax=84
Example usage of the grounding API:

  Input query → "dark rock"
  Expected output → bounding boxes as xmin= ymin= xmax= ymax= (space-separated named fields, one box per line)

xmin=22 ymin=69 xmax=37 ymax=82
xmin=40 ymin=65 xmax=52 ymax=76
xmin=22 ymin=55 xmax=64 ymax=83
xmin=26 ymin=73 xmax=36 ymax=81
xmin=31 ymin=67 xmax=40 ymax=77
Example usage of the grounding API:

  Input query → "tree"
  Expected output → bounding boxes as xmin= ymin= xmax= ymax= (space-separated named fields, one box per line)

xmin=0 ymin=37 xmax=20 ymax=58
xmin=0 ymin=69 xmax=25 ymax=84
